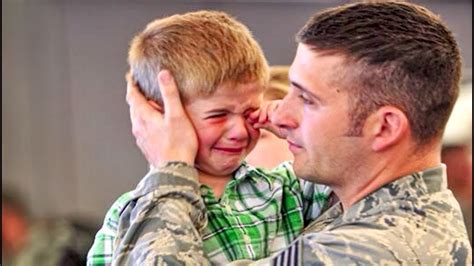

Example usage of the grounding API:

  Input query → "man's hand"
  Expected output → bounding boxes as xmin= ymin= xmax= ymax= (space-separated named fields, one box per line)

xmin=247 ymin=100 xmax=287 ymax=139
xmin=126 ymin=70 xmax=198 ymax=168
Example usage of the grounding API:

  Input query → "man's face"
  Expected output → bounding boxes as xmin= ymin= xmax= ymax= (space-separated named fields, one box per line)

xmin=185 ymin=82 xmax=263 ymax=177
xmin=273 ymin=44 xmax=367 ymax=184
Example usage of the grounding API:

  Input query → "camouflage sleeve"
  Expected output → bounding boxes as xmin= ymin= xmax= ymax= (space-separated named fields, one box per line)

xmin=87 ymin=192 xmax=134 ymax=266
xmin=247 ymin=223 xmax=471 ymax=265
xmin=112 ymin=161 xmax=211 ymax=266
xmin=228 ymin=226 xmax=408 ymax=266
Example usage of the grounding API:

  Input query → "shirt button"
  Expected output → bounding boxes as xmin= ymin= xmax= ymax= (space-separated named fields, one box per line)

xmin=243 ymin=234 xmax=251 ymax=244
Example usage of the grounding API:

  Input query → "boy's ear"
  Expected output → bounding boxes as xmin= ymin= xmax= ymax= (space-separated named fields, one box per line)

xmin=368 ymin=106 xmax=409 ymax=151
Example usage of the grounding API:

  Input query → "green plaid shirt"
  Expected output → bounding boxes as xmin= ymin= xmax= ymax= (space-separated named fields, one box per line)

xmin=87 ymin=161 xmax=329 ymax=265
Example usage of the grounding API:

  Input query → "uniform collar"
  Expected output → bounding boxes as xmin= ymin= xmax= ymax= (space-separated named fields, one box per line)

xmin=344 ymin=164 xmax=447 ymax=220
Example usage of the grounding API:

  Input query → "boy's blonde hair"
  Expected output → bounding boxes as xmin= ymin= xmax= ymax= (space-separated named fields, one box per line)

xmin=128 ymin=10 xmax=269 ymax=104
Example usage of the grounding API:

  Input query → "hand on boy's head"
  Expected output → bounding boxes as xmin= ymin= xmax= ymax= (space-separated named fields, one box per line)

xmin=125 ymin=70 xmax=198 ymax=169
xmin=147 ymin=100 xmax=163 ymax=113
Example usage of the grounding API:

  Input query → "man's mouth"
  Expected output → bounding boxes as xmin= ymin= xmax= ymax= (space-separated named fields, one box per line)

xmin=287 ymin=140 xmax=303 ymax=152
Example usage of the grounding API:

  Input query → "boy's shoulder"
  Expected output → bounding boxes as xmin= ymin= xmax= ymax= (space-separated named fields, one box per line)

xmin=104 ymin=191 xmax=135 ymax=222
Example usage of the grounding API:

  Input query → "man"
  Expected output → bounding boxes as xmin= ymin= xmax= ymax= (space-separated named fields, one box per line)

xmin=117 ymin=1 xmax=472 ymax=265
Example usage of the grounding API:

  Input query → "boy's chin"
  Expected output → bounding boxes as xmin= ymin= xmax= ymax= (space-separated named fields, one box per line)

xmin=195 ymin=162 xmax=242 ymax=177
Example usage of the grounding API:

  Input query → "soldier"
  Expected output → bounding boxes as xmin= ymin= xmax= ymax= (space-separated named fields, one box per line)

xmin=118 ymin=1 xmax=472 ymax=265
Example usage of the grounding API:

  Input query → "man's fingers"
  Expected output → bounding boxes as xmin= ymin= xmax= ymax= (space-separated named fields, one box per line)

xmin=124 ymin=71 xmax=132 ymax=83
xmin=148 ymin=100 xmax=164 ymax=113
xmin=126 ymin=76 xmax=149 ymax=107
xmin=247 ymin=109 xmax=260 ymax=125
xmin=125 ymin=72 xmax=134 ymax=104
xmin=157 ymin=70 xmax=186 ymax=118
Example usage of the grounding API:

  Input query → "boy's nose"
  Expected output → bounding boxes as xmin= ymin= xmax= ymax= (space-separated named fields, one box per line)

xmin=228 ymin=116 xmax=250 ymax=141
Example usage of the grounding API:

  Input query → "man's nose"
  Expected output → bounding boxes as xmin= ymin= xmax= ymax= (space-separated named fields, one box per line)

xmin=271 ymin=96 xmax=299 ymax=131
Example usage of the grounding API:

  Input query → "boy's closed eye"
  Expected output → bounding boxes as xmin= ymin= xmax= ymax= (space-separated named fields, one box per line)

xmin=205 ymin=112 xmax=228 ymax=120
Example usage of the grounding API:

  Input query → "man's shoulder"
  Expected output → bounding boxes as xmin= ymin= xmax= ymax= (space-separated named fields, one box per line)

xmin=302 ymin=205 xmax=471 ymax=265
xmin=309 ymin=189 xmax=471 ymax=264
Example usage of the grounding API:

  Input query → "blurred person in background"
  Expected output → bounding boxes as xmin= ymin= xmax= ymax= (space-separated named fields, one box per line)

xmin=2 ymin=188 xmax=29 ymax=264
xmin=442 ymin=82 xmax=472 ymax=244
xmin=246 ymin=65 xmax=294 ymax=169
xmin=2 ymin=188 xmax=96 ymax=266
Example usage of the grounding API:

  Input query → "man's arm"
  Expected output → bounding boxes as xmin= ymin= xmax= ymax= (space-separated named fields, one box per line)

xmin=112 ymin=162 xmax=210 ymax=265
xmin=112 ymin=70 xmax=210 ymax=264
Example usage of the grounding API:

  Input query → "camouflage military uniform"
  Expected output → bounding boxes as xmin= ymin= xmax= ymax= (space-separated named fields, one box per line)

xmin=113 ymin=162 xmax=472 ymax=265
xmin=88 ymin=161 xmax=328 ymax=265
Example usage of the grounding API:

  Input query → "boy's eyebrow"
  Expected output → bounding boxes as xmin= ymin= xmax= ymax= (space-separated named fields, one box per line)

xmin=290 ymin=81 xmax=324 ymax=104
xmin=205 ymin=106 xmax=258 ymax=115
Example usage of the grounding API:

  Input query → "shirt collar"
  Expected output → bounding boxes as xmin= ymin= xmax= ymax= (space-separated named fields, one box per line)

xmin=233 ymin=161 xmax=251 ymax=181
xmin=232 ymin=161 xmax=272 ymax=184
xmin=198 ymin=162 xmax=272 ymax=201
xmin=242 ymin=161 xmax=275 ymax=187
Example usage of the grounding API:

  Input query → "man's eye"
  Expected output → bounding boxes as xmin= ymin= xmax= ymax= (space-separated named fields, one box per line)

xmin=298 ymin=94 xmax=313 ymax=105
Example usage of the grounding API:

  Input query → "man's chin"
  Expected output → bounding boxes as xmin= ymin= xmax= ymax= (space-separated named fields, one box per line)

xmin=293 ymin=163 xmax=318 ymax=182
xmin=294 ymin=170 xmax=313 ymax=182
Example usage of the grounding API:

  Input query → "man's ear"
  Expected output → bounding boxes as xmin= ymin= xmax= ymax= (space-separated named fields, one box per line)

xmin=368 ymin=106 xmax=409 ymax=151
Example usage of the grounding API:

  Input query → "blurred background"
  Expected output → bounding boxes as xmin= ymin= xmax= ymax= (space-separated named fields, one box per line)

xmin=2 ymin=0 xmax=472 ymax=264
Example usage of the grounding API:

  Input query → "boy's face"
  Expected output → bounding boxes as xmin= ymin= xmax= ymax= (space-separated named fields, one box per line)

xmin=185 ymin=82 xmax=263 ymax=177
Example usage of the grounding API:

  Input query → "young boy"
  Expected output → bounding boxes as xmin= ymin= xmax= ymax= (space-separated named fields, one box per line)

xmin=87 ymin=10 xmax=329 ymax=265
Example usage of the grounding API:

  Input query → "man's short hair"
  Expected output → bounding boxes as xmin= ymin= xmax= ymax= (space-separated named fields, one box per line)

xmin=128 ymin=10 xmax=269 ymax=104
xmin=297 ymin=1 xmax=462 ymax=144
